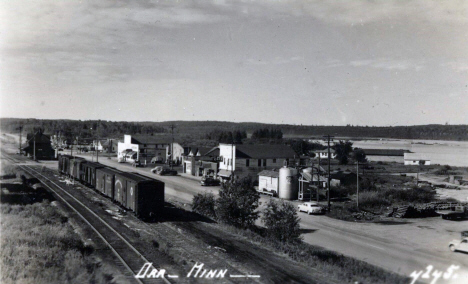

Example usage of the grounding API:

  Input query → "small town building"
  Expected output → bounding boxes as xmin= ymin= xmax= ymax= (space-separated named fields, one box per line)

xmin=22 ymin=130 xmax=55 ymax=160
xmin=314 ymin=148 xmax=337 ymax=159
xmin=258 ymin=170 xmax=280 ymax=196
xmin=182 ymin=146 xmax=219 ymax=177
xmin=362 ymin=149 xmax=410 ymax=163
xmin=404 ymin=153 xmax=431 ymax=165
xmin=102 ymin=139 xmax=119 ymax=153
xmin=217 ymin=144 xmax=297 ymax=179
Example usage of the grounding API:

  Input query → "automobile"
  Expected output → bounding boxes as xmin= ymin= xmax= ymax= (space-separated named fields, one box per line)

xmin=132 ymin=160 xmax=144 ymax=167
xmin=151 ymin=166 xmax=177 ymax=176
xmin=201 ymin=176 xmax=220 ymax=186
xmin=449 ymin=238 xmax=468 ymax=253
xmin=298 ymin=202 xmax=325 ymax=215
xmin=151 ymin=156 xmax=164 ymax=164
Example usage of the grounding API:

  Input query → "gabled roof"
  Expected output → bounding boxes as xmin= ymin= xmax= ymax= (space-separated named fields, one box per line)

xmin=26 ymin=132 xmax=51 ymax=144
xmin=258 ymin=170 xmax=279 ymax=178
xmin=234 ymin=144 xmax=296 ymax=159
xmin=204 ymin=146 xmax=220 ymax=157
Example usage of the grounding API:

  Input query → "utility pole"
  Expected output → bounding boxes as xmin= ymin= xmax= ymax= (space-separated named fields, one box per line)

xmin=33 ymin=136 xmax=36 ymax=161
xmin=18 ymin=125 xmax=23 ymax=154
xmin=323 ymin=135 xmax=334 ymax=212
xmin=357 ymin=160 xmax=359 ymax=210
xmin=170 ymin=124 xmax=175 ymax=169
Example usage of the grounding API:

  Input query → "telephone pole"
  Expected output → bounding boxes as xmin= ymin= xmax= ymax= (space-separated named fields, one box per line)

xmin=323 ymin=135 xmax=334 ymax=212
xmin=357 ymin=160 xmax=359 ymax=210
xmin=18 ymin=125 xmax=23 ymax=154
xmin=170 ymin=124 xmax=175 ymax=169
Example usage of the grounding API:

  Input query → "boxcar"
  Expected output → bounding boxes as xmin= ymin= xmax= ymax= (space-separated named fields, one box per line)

xmin=114 ymin=172 xmax=165 ymax=218
xmin=96 ymin=167 xmax=122 ymax=199
xmin=70 ymin=157 xmax=87 ymax=180
xmin=58 ymin=154 xmax=74 ymax=175
xmin=81 ymin=162 xmax=104 ymax=187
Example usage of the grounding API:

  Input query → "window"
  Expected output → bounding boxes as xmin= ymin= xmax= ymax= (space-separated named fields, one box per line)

xmin=246 ymin=159 xmax=250 ymax=167
xmin=258 ymin=159 xmax=261 ymax=166
xmin=273 ymin=159 xmax=276 ymax=163
xmin=263 ymin=159 xmax=266 ymax=167
xmin=224 ymin=158 xmax=226 ymax=164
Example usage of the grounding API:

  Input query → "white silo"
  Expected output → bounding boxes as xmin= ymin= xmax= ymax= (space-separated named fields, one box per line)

xmin=279 ymin=167 xmax=298 ymax=200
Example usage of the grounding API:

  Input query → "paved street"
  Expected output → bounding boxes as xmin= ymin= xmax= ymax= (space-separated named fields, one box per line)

xmin=58 ymin=152 xmax=468 ymax=281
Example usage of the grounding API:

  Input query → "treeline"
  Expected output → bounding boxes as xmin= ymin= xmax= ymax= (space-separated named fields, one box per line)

xmin=205 ymin=129 xmax=247 ymax=144
xmin=2 ymin=118 xmax=467 ymax=141
xmin=251 ymin=128 xmax=283 ymax=140
xmin=0 ymin=118 xmax=166 ymax=141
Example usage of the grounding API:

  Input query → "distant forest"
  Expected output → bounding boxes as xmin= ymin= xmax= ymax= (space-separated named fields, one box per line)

xmin=1 ymin=118 xmax=467 ymax=142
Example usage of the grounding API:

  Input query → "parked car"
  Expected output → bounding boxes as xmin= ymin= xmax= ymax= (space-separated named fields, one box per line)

xmin=449 ymin=238 xmax=468 ymax=253
xmin=151 ymin=156 xmax=164 ymax=164
xmin=201 ymin=176 xmax=220 ymax=186
xmin=132 ymin=160 xmax=144 ymax=167
xmin=298 ymin=202 xmax=325 ymax=215
xmin=151 ymin=166 xmax=177 ymax=176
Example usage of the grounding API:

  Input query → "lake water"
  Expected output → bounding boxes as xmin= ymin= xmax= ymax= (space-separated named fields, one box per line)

xmin=349 ymin=139 xmax=468 ymax=167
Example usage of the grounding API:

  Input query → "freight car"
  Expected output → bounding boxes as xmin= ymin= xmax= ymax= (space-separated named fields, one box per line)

xmin=96 ymin=167 xmax=123 ymax=199
xmin=81 ymin=161 xmax=105 ymax=187
xmin=114 ymin=172 xmax=165 ymax=218
xmin=70 ymin=157 xmax=87 ymax=180
xmin=57 ymin=156 xmax=165 ymax=218
xmin=58 ymin=154 xmax=73 ymax=175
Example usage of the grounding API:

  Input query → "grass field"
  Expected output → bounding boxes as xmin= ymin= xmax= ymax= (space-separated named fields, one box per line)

xmin=0 ymin=193 xmax=117 ymax=284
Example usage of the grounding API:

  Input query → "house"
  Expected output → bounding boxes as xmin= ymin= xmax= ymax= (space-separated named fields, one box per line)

xmin=217 ymin=143 xmax=296 ymax=179
xmin=404 ymin=153 xmax=431 ymax=165
xmin=258 ymin=170 xmax=280 ymax=196
xmin=313 ymin=148 xmax=337 ymax=159
xmin=118 ymin=135 xmax=176 ymax=164
xmin=22 ymin=130 xmax=55 ymax=160
xmin=298 ymin=167 xmax=332 ymax=200
xmin=182 ymin=146 xmax=219 ymax=176
xmin=102 ymin=139 xmax=119 ymax=153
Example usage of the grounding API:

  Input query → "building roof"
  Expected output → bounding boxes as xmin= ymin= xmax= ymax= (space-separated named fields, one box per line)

xmin=301 ymin=172 xmax=327 ymax=182
xmin=258 ymin=170 xmax=279 ymax=178
xmin=314 ymin=148 xmax=336 ymax=154
xmin=403 ymin=153 xmax=430 ymax=161
xmin=130 ymin=135 xmax=174 ymax=145
xmin=233 ymin=144 xmax=296 ymax=159
xmin=363 ymin=149 xmax=410 ymax=156
xmin=26 ymin=131 xmax=52 ymax=144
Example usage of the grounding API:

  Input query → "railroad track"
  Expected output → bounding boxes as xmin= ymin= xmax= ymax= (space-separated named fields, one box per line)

xmin=3 ymin=153 xmax=257 ymax=284
xmin=2 ymin=154 xmax=172 ymax=284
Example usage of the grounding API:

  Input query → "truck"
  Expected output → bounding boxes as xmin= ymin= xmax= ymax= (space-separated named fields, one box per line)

xmin=436 ymin=205 xmax=468 ymax=220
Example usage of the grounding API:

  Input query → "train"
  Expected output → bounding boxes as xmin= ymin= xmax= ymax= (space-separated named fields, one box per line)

xmin=58 ymin=154 xmax=165 ymax=219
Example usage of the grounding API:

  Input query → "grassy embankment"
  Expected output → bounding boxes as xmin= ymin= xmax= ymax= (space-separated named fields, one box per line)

xmin=0 ymin=165 xmax=118 ymax=284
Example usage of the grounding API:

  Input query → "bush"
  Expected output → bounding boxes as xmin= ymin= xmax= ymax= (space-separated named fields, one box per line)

xmin=359 ymin=191 xmax=391 ymax=208
xmin=215 ymin=178 xmax=260 ymax=228
xmin=262 ymin=200 xmax=302 ymax=243
xmin=192 ymin=192 xmax=216 ymax=218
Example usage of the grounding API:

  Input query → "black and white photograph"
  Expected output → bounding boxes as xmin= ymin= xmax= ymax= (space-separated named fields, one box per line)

xmin=1 ymin=1 xmax=467 ymax=283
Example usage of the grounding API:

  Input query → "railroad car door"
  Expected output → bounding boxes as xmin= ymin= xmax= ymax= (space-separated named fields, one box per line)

xmin=127 ymin=180 xmax=135 ymax=211
xmin=115 ymin=177 xmax=123 ymax=204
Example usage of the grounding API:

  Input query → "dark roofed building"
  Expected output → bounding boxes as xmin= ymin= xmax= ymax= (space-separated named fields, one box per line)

xmin=22 ymin=130 xmax=55 ymax=160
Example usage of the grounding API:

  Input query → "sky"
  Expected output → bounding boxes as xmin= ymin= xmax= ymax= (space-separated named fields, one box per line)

xmin=1 ymin=0 xmax=467 ymax=126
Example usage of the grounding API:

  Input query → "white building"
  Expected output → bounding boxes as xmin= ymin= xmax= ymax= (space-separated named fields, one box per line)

xmin=404 ymin=153 xmax=431 ymax=165
xmin=314 ymin=148 xmax=337 ymax=159
xmin=117 ymin=135 xmax=140 ymax=162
